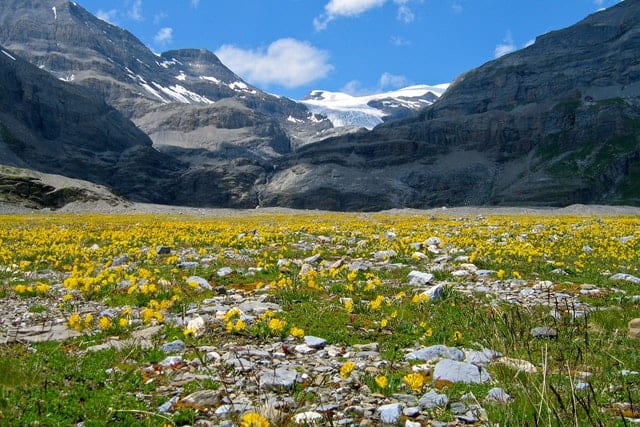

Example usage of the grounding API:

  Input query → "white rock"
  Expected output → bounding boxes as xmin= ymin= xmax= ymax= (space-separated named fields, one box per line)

xmin=433 ymin=359 xmax=492 ymax=384
xmin=408 ymin=271 xmax=434 ymax=286
xmin=294 ymin=411 xmax=323 ymax=424
xmin=186 ymin=316 xmax=206 ymax=337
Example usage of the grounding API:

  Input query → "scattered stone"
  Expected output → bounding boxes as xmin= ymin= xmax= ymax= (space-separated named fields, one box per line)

xmin=217 ymin=267 xmax=234 ymax=277
xmin=378 ymin=403 xmax=403 ymax=424
xmin=433 ymin=359 xmax=492 ymax=384
xmin=405 ymin=421 xmax=421 ymax=427
xmin=450 ymin=402 xmax=467 ymax=414
xmin=186 ymin=316 xmax=206 ymax=337
xmin=610 ymin=273 xmax=640 ymax=285
xmin=405 ymin=345 xmax=465 ymax=362
xmin=179 ymin=389 xmax=222 ymax=408
xmin=162 ymin=339 xmax=186 ymax=354
xmin=259 ymin=368 xmax=300 ymax=390
xmin=418 ymin=390 xmax=449 ymax=410
xmin=575 ymin=382 xmax=590 ymax=391
xmin=156 ymin=246 xmax=172 ymax=255
xmin=494 ymin=356 xmax=538 ymax=374
xmin=158 ymin=355 xmax=183 ymax=367
xmin=425 ymin=237 xmax=442 ymax=248
xmin=157 ymin=396 xmax=179 ymax=413
xmin=186 ymin=275 xmax=212 ymax=290
xmin=403 ymin=406 xmax=420 ymax=417
xmin=620 ymin=236 xmax=636 ymax=244
xmin=422 ymin=283 xmax=445 ymax=301
xmin=531 ymin=326 xmax=558 ymax=338
xmin=304 ymin=335 xmax=327 ymax=349
xmin=486 ymin=387 xmax=511 ymax=403
xmin=408 ymin=271 xmax=434 ymax=286
xmin=294 ymin=411 xmax=323 ymax=424
xmin=112 ymin=254 xmax=128 ymax=267
xmin=373 ymin=250 xmax=397 ymax=262
xmin=304 ymin=253 xmax=322 ymax=264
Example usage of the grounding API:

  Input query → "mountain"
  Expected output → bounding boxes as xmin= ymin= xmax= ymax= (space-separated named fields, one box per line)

xmin=0 ymin=0 xmax=332 ymax=163
xmin=258 ymin=1 xmax=640 ymax=210
xmin=1 ymin=1 xmax=639 ymax=211
xmin=0 ymin=44 xmax=185 ymax=205
xmin=301 ymin=84 xmax=449 ymax=130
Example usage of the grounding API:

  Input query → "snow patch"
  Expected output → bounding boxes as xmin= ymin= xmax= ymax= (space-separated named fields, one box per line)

xmin=52 ymin=6 xmax=57 ymax=20
xmin=141 ymin=83 xmax=169 ymax=103
xmin=60 ymin=74 xmax=76 ymax=82
xmin=227 ymin=81 xmax=257 ymax=94
xmin=175 ymin=71 xmax=186 ymax=81
xmin=200 ymin=76 xmax=221 ymax=84
xmin=1 ymin=50 xmax=16 ymax=61
xmin=301 ymin=84 xmax=449 ymax=129
xmin=287 ymin=116 xmax=304 ymax=124
xmin=150 ymin=82 xmax=214 ymax=105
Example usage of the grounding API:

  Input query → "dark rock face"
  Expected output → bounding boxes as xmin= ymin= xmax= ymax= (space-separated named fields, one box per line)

xmin=261 ymin=1 xmax=640 ymax=209
xmin=0 ymin=44 xmax=183 ymax=203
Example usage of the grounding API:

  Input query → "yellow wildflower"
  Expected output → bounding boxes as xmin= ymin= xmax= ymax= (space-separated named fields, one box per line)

xmin=83 ymin=313 xmax=94 ymax=328
xmin=98 ymin=316 xmax=113 ymax=330
xmin=403 ymin=372 xmax=425 ymax=393
xmin=68 ymin=313 xmax=81 ymax=331
xmin=375 ymin=375 xmax=389 ymax=389
xmin=340 ymin=361 xmax=356 ymax=379
xmin=453 ymin=330 xmax=463 ymax=342
xmin=290 ymin=327 xmax=305 ymax=339
xmin=268 ymin=318 xmax=286 ymax=335
xmin=240 ymin=412 xmax=270 ymax=427
xmin=344 ymin=298 xmax=354 ymax=313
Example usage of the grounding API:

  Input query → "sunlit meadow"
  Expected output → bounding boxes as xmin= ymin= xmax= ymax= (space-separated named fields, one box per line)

xmin=0 ymin=212 xmax=638 ymax=426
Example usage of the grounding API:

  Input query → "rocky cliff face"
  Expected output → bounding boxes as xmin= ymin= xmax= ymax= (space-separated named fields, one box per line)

xmin=261 ymin=1 xmax=640 ymax=209
xmin=0 ymin=0 xmax=331 ymax=163
xmin=0 ymin=44 xmax=186 ymax=204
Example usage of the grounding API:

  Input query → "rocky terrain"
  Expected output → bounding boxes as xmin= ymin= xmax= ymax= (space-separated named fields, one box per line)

xmin=0 ymin=1 xmax=639 ymax=210
xmin=2 ymin=213 xmax=639 ymax=426
xmin=269 ymin=1 xmax=640 ymax=209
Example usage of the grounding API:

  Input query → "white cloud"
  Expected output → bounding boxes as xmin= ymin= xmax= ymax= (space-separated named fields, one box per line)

xmin=315 ymin=0 xmax=420 ymax=30
xmin=191 ymin=0 xmax=200 ymax=7
xmin=593 ymin=0 xmax=604 ymax=5
xmin=452 ymin=1 xmax=463 ymax=13
xmin=379 ymin=72 xmax=407 ymax=89
xmin=215 ymin=38 xmax=333 ymax=89
xmin=524 ymin=38 xmax=535 ymax=48
xmin=96 ymin=9 xmax=117 ymax=24
xmin=128 ymin=0 xmax=143 ymax=21
xmin=154 ymin=27 xmax=173 ymax=45
xmin=394 ymin=0 xmax=415 ymax=23
xmin=390 ymin=35 xmax=410 ymax=46
xmin=494 ymin=31 xmax=516 ymax=58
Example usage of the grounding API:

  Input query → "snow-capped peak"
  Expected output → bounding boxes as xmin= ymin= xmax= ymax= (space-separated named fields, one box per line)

xmin=300 ymin=84 xmax=449 ymax=130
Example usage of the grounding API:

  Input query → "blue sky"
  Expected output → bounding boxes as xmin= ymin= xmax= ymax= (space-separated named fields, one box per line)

xmin=77 ymin=0 xmax=621 ymax=99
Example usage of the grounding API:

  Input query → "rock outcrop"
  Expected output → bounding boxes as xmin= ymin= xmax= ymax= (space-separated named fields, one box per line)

xmin=262 ymin=1 xmax=640 ymax=209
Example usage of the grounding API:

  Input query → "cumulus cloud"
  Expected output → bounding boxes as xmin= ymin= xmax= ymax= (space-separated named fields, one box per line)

xmin=494 ymin=31 xmax=516 ymax=58
xmin=215 ymin=38 xmax=333 ymax=89
xmin=96 ymin=9 xmax=117 ymax=24
xmin=314 ymin=0 xmax=420 ymax=30
xmin=154 ymin=27 xmax=173 ymax=45
xmin=128 ymin=0 xmax=143 ymax=21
